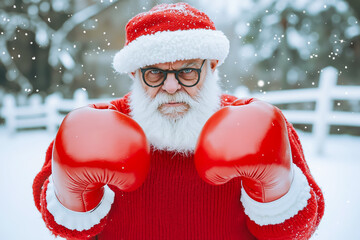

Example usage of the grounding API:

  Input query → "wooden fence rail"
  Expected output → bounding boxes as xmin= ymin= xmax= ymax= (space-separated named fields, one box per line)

xmin=1 ymin=66 xmax=359 ymax=155
xmin=235 ymin=66 xmax=360 ymax=155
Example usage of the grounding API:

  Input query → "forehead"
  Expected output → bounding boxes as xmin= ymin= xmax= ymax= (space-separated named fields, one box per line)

xmin=146 ymin=59 xmax=203 ymax=69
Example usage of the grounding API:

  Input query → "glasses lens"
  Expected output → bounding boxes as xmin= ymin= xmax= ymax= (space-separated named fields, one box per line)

xmin=178 ymin=69 xmax=199 ymax=86
xmin=144 ymin=69 xmax=165 ymax=86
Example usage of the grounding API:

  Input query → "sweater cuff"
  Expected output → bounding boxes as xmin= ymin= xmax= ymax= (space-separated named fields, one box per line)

xmin=46 ymin=176 xmax=115 ymax=231
xmin=240 ymin=164 xmax=311 ymax=226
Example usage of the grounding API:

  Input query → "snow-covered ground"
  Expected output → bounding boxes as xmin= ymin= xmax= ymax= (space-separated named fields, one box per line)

xmin=0 ymin=126 xmax=359 ymax=240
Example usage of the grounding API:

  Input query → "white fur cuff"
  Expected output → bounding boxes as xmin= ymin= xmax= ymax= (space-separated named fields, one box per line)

xmin=46 ymin=176 xmax=115 ymax=231
xmin=240 ymin=164 xmax=311 ymax=226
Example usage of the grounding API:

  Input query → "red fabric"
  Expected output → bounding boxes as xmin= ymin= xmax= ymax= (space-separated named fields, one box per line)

xmin=40 ymin=179 xmax=108 ymax=240
xmin=33 ymin=94 xmax=324 ymax=240
xmin=125 ymin=3 xmax=216 ymax=45
xmin=32 ymin=140 xmax=54 ymax=212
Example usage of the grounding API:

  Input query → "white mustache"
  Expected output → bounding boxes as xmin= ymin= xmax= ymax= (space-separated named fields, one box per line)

xmin=152 ymin=91 xmax=197 ymax=107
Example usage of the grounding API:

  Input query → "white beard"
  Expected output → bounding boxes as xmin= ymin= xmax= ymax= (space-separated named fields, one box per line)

xmin=129 ymin=63 xmax=222 ymax=154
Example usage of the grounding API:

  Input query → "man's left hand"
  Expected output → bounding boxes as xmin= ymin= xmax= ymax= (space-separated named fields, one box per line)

xmin=194 ymin=99 xmax=293 ymax=203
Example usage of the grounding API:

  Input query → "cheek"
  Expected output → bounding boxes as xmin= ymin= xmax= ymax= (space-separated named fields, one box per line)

xmin=186 ymin=87 xmax=201 ymax=98
xmin=145 ymin=87 xmax=159 ymax=98
xmin=141 ymin=81 xmax=158 ymax=98
xmin=187 ymin=76 xmax=205 ymax=97
xmin=187 ymin=70 xmax=208 ymax=97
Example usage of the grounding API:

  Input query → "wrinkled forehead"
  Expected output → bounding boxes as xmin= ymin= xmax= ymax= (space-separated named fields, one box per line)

xmin=145 ymin=59 xmax=204 ymax=69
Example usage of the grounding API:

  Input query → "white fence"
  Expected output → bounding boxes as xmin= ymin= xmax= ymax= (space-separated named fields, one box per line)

xmin=1 ymin=66 xmax=359 ymax=155
xmin=1 ymin=89 xmax=115 ymax=134
xmin=235 ymin=66 xmax=360 ymax=155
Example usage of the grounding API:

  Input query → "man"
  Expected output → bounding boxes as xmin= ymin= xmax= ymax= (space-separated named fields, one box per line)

xmin=33 ymin=3 xmax=324 ymax=240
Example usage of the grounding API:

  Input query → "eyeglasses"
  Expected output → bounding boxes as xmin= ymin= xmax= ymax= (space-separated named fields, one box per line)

xmin=140 ymin=60 xmax=206 ymax=88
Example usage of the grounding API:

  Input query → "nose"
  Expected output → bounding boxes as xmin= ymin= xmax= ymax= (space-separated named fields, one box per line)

xmin=162 ymin=73 xmax=181 ymax=94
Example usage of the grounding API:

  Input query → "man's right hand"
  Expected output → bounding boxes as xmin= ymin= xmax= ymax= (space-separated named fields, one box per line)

xmin=52 ymin=104 xmax=150 ymax=212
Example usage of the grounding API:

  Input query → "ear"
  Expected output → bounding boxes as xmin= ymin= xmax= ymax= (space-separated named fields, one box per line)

xmin=210 ymin=60 xmax=219 ymax=73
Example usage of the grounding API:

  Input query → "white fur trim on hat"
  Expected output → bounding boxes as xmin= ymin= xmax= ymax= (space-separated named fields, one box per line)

xmin=113 ymin=29 xmax=229 ymax=74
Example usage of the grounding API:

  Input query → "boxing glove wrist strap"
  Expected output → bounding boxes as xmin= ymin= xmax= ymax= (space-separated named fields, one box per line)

xmin=46 ymin=176 xmax=115 ymax=231
xmin=240 ymin=165 xmax=311 ymax=226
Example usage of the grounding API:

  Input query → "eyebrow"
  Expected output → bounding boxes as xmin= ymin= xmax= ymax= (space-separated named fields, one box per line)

xmin=146 ymin=61 xmax=202 ymax=69
xmin=180 ymin=61 xmax=201 ymax=68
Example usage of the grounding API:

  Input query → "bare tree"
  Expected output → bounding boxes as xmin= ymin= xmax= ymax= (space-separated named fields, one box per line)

xmin=0 ymin=0 xmax=118 ymax=94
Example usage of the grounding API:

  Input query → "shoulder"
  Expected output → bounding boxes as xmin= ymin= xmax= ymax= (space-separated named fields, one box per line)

xmin=110 ymin=92 xmax=132 ymax=116
xmin=220 ymin=94 xmax=254 ymax=107
xmin=220 ymin=94 xmax=237 ymax=107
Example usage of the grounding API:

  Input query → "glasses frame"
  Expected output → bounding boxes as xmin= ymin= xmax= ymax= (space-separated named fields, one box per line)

xmin=140 ymin=59 xmax=206 ymax=88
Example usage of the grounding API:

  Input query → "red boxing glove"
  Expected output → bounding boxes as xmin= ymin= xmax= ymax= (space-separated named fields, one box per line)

xmin=195 ymin=99 xmax=293 ymax=203
xmin=52 ymin=104 xmax=150 ymax=212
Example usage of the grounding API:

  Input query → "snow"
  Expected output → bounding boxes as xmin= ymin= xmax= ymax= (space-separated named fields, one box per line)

xmin=0 ymin=126 xmax=359 ymax=239
xmin=0 ymin=128 xmax=60 ymax=240
xmin=299 ymin=133 xmax=360 ymax=240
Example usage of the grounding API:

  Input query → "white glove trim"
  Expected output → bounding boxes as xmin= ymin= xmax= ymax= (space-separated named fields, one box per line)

xmin=240 ymin=164 xmax=311 ymax=226
xmin=46 ymin=176 xmax=115 ymax=231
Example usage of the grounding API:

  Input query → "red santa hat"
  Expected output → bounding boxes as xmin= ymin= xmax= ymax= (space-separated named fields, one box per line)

xmin=113 ymin=2 xmax=230 ymax=74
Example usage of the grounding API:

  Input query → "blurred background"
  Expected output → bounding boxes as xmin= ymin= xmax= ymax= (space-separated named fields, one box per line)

xmin=0 ymin=0 xmax=359 ymax=239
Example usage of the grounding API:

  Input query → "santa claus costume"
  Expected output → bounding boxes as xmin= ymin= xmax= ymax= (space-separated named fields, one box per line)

xmin=33 ymin=3 xmax=324 ymax=240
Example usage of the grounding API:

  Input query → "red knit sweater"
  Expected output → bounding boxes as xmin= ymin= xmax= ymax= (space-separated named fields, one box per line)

xmin=33 ymin=94 xmax=324 ymax=240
